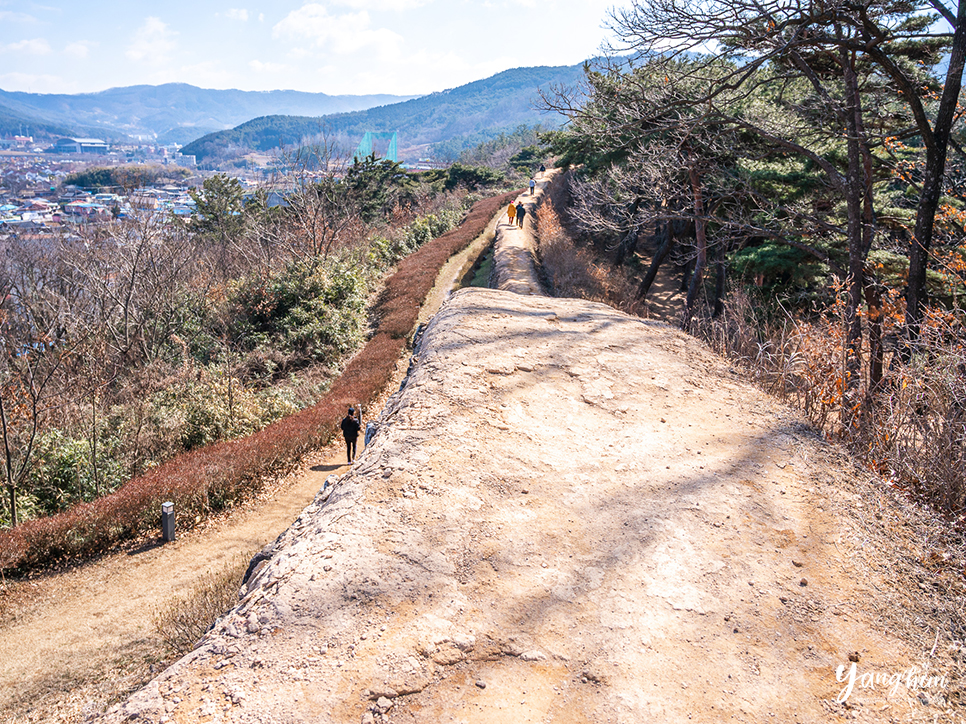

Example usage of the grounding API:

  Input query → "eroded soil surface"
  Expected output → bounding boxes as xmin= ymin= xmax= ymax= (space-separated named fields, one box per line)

xmin=102 ymin=288 xmax=963 ymax=724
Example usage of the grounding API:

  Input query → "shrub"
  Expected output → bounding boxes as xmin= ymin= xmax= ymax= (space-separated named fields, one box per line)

xmin=229 ymin=256 xmax=367 ymax=364
xmin=28 ymin=429 xmax=128 ymax=516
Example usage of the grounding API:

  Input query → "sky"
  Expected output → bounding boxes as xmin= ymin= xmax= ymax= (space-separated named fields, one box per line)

xmin=0 ymin=0 xmax=621 ymax=97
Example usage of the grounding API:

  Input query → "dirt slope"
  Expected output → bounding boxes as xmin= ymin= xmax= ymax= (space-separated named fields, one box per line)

xmin=101 ymin=287 xmax=959 ymax=724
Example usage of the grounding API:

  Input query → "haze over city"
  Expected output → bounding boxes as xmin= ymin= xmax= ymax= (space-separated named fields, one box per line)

xmin=0 ymin=0 xmax=618 ymax=96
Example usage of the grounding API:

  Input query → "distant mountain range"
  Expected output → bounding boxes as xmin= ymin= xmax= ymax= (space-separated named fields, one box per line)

xmin=0 ymin=84 xmax=417 ymax=145
xmin=0 ymin=62 xmax=589 ymax=161
xmin=180 ymin=63 xmax=588 ymax=162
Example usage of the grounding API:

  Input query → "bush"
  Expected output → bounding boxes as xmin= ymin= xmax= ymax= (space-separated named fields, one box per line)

xmin=28 ymin=429 xmax=128 ymax=516
xmin=229 ymin=256 xmax=367 ymax=364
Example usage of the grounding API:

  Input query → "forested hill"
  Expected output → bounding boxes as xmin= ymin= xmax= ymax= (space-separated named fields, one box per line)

xmin=180 ymin=63 xmax=587 ymax=161
xmin=0 ymin=84 xmax=416 ymax=145
xmin=0 ymin=102 xmax=100 ymax=141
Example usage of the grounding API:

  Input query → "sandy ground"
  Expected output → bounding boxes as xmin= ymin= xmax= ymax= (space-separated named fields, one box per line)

xmin=101 ymin=291 xmax=963 ymax=722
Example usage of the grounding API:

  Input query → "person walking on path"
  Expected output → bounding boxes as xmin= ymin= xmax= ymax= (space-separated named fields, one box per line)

xmin=529 ymin=178 xmax=536 ymax=195
xmin=340 ymin=407 xmax=361 ymax=463
xmin=507 ymin=202 xmax=516 ymax=226
xmin=516 ymin=201 xmax=526 ymax=227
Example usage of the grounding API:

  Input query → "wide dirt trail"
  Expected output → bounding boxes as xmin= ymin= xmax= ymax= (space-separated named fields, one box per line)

xmin=103 ymin=286 xmax=955 ymax=723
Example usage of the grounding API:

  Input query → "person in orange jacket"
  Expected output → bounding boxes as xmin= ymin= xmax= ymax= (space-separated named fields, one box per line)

xmin=507 ymin=202 xmax=516 ymax=225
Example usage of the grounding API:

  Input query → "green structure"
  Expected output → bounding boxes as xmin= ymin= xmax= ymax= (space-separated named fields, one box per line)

xmin=354 ymin=131 xmax=398 ymax=163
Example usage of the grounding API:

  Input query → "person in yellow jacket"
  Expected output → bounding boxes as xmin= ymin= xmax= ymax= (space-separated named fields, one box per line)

xmin=507 ymin=203 xmax=516 ymax=225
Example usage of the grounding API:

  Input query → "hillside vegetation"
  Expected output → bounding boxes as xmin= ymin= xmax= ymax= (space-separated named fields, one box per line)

xmin=0 ymin=150 xmax=516 ymax=571
xmin=181 ymin=64 xmax=586 ymax=161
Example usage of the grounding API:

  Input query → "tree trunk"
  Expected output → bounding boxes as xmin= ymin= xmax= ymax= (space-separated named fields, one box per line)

xmin=712 ymin=240 xmax=727 ymax=318
xmin=90 ymin=389 xmax=99 ymax=497
xmin=680 ymin=257 xmax=693 ymax=293
xmin=614 ymin=225 xmax=640 ymax=268
xmin=906 ymin=0 xmax=966 ymax=343
xmin=864 ymin=280 xmax=884 ymax=390
xmin=615 ymin=196 xmax=643 ymax=268
xmin=0 ymin=395 xmax=17 ymax=527
xmin=684 ymin=163 xmax=708 ymax=328
xmin=842 ymin=44 xmax=869 ymax=388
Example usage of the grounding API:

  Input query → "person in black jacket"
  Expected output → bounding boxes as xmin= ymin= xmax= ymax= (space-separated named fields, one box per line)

xmin=340 ymin=407 xmax=361 ymax=463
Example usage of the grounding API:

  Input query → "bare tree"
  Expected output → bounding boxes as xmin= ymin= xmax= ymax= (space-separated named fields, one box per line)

xmin=279 ymin=135 xmax=359 ymax=260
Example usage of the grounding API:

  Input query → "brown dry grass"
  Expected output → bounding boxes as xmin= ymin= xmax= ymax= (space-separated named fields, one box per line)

xmin=153 ymin=555 xmax=251 ymax=656
xmin=534 ymin=195 xmax=642 ymax=315
xmin=691 ymin=288 xmax=966 ymax=520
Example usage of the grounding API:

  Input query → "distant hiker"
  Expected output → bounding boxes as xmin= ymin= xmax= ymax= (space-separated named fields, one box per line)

xmin=539 ymin=164 xmax=546 ymax=175
xmin=529 ymin=178 xmax=536 ymax=195
xmin=507 ymin=202 xmax=516 ymax=225
xmin=516 ymin=202 xmax=526 ymax=227
xmin=340 ymin=407 xmax=361 ymax=463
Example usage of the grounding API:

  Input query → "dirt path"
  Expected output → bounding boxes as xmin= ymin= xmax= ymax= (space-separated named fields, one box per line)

xmin=6 ymin=182 xmax=964 ymax=724
xmin=0 ymin=444 xmax=349 ymax=723
xmin=102 ymin=288 xmax=963 ymax=724
xmin=97 ymin=183 xmax=964 ymax=723
xmin=490 ymin=178 xmax=547 ymax=296
xmin=0 ymin=208 xmax=504 ymax=724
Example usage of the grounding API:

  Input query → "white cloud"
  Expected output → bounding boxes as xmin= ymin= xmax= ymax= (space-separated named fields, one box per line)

xmin=249 ymin=60 xmax=289 ymax=73
xmin=225 ymin=8 xmax=249 ymax=21
xmin=0 ymin=72 xmax=70 ymax=94
xmin=179 ymin=61 xmax=235 ymax=87
xmin=273 ymin=4 xmax=402 ymax=55
xmin=125 ymin=17 xmax=178 ymax=64
xmin=2 ymin=38 xmax=52 ymax=55
xmin=335 ymin=0 xmax=431 ymax=9
xmin=259 ymin=13 xmax=265 ymax=22
xmin=64 ymin=41 xmax=92 ymax=59
xmin=0 ymin=10 xmax=37 ymax=23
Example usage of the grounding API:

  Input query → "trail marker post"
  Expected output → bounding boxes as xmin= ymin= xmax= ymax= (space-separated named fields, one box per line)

xmin=162 ymin=502 xmax=176 ymax=542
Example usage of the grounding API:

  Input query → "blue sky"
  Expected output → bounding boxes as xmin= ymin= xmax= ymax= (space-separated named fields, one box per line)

xmin=0 ymin=1 xmax=620 ymax=96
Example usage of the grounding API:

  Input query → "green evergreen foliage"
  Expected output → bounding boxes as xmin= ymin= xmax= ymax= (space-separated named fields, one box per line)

xmin=65 ymin=166 xmax=191 ymax=191
xmin=416 ymin=163 xmax=505 ymax=191
xmin=229 ymin=257 xmax=367 ymax=363
xmin=342 ymin=154 xmax=417 ymax=223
